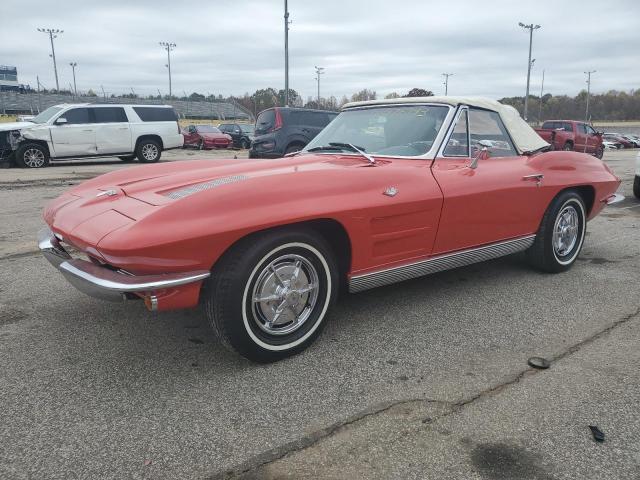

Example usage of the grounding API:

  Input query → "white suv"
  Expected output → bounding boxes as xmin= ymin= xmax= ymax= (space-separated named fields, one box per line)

xmin=0 ymin=104 xmax=184 ymax=168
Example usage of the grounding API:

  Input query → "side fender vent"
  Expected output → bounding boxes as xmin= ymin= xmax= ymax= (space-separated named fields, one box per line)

xmin=164 ymin=175 xmax=249 ymax=199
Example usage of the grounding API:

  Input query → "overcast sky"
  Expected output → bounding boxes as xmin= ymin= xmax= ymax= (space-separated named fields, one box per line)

xmin=1 ymin=0 xmax=638 ymax=100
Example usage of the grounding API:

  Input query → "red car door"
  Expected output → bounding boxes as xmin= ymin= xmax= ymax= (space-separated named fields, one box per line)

xmin=431 ymin=107 xmax=547 ymax=254
xmin=182 ymin=126 xmax=198 ymax=146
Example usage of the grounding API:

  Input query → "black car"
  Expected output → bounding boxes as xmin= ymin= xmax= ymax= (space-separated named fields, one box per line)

xmin=218 ymin=123 xmax=255 ymax=149
xmin=249 ymin=107 xmax=337 ymax=158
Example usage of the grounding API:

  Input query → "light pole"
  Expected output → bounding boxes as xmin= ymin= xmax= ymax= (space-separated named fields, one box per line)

xmin=538 ymin=69 xmax=545 ymax=124
xmin=284 ymin=0 xmax=290 ymax=106
xmin=584 ymin=70 xmax=596 ymax=123
xmin=37 ymin=28 xmax=63 ymax=92
xmin=314 ymin=66 xmax=325 ymax=104
xmin=159 ymin=42 xmax=176 ymax=97
xmin=69 ymin=62 xmax=77 ymax=97
xmin=442 ymin=73 xmax=454 ymax=96
xmin=518 ymin=22 xmax=541 ymax=121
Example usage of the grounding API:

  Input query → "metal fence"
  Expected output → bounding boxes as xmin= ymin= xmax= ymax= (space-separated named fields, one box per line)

xmin=0 ymin=91 xmax=253 ymax=121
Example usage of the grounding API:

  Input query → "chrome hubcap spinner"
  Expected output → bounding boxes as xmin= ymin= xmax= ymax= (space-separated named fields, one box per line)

xmin=553 ymin=205 xmax=579 ymax=257
xmin=251 ymin=254 xmax=319 ymax=336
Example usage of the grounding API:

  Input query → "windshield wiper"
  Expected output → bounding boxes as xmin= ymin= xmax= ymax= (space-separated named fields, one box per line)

xmin=328 ymin=142 xmax=376 ymax=165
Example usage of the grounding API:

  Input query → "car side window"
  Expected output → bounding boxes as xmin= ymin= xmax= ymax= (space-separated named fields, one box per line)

xmin=563 ymin=122 xmax=573 ymax=132
xmin=93 ymin=107 xmax=127 ymax=123
xmin=443 ymin=109 xmax=469 ymax=157
xmin=469 ymin=109 xmax=517 ymax=157
xmin=219 ymin=125 xmax=228 ymax=132
xmin=61 ymin=108 xmax=91 ymax=125
xmin=585 ymin=125 xmax=596 ymax=135
xmin=188 ymin=126 xmax=196 ymax=133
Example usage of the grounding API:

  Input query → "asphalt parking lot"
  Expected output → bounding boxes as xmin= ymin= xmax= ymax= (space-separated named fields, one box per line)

xmin=1 ymin=149 xmax=639 ymax=479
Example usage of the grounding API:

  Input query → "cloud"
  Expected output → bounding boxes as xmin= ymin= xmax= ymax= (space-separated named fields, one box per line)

xmin=0 ymin=0 xmax=638 ymax=100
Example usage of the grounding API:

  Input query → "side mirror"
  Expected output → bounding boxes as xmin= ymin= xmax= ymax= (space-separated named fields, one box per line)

xmin=470 ymin=140 xmax=492 ymax=169
xmin=55 ymin=117 xmax=68 ymax=125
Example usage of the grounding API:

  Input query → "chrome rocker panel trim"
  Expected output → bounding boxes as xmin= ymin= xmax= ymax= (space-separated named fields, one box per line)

xmin=349 ymin=235 xmax=536 ymax=293
xmin=38 ymin=227 xmax=210 ymax=302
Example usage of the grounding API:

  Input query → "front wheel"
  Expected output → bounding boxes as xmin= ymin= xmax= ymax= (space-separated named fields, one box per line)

xmin=240 ymin=138 xmax=250 ymax=149
xmin=563 ymin=143 xmax=573 ymax=151
xmin=527 ymin=190 xmax=587 ymax=273
xmin=204 ymin=228 xmax=338 ymax=363
xmin=633 ymin=176 xmax=640 ymax=199
xmin=15 ymin=143 xmax=49 ymax=168
xmin=136 ymin=139 xmax=162 ymax=163
xmin=595 ymin=146 xmax=604 ymax=159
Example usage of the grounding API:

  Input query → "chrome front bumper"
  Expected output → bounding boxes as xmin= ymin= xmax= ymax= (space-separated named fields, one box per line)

xmin=38 ymin=227 xmax=210 ymax=305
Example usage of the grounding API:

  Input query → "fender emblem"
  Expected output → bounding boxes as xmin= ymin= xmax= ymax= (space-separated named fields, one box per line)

xmin=383 ymin=186 xmax=398 ymax=197
xmin=96 ymin=189 xmax=118 ymax=197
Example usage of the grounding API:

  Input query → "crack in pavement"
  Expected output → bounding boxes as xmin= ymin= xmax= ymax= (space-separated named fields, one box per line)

xmin=212 ymin=305 xmax=640 ymax=479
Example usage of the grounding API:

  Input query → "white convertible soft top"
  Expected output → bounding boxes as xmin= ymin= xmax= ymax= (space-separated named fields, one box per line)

xmin=343 ymin=96 xmax=549 ymax=154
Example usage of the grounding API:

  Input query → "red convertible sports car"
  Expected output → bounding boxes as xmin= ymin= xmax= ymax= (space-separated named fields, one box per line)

xmin=182 ymin=124 xmax=232 ymax=149
xmin=39 ymin=97 xmax=622 ymax=362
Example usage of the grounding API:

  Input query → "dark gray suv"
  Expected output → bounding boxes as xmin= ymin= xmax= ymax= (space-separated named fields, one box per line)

xmin=249 ymin=107 xmax=337 ymax=158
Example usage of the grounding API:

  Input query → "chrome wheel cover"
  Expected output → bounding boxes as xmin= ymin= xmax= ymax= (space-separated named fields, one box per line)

xmin=142 ymin=143 xmax=158 ymax=160
xmin=553 ymin=205 xmax=579 ymax=257
xmin=251 ymin=254 xmax=319 ymax=336
xmin=24 ymin=148 xmax=45 ymax=168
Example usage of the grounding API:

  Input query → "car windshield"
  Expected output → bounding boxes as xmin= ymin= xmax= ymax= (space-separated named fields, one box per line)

xmin=304 ymin=105 xmax=450 ymax=157
xmin=197 ymin=125 xmax=220 ymax=133
xmin=30 ymin=106 xmax=64 ymax=124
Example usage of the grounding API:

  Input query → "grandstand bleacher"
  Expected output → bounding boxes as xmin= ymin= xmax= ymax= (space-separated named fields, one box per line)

xmin=0 ymin=91 xmax=253 ymax=121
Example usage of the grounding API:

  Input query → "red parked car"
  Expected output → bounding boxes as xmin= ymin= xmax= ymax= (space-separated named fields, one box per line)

xmin=534 ymin=120 xmax=603 ymax=158
xmin=182 ymin=124 xmax=232 ymax=149
xmin=39 ymin=97 xmax=622 ymax=362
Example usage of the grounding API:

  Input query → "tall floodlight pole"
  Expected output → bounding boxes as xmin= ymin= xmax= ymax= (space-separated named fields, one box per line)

xmin=159 ymin=42 xmax=176 ymax=97
xmin=538 ymin=69 xmax=545 ymax=124
xmin=69 ymin=62 xmax=77 ymax=97
xmin=284 ymin=0 xmax=290 ymax=106
xmin=442 ymin=73 xmax=454 ymax=96
xmin=314 ymin=66 xmax=325 ymax=103
xmin=584 ymin=70 xmax=596 ymax=122
xmin=518 ymin=22 xmax=541 ymax=121
xmin=37 ymin=28 xmax=63 ymax=91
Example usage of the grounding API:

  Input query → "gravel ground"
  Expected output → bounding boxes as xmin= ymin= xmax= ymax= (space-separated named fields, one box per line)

xmin=0 ymin=148 xmax=638 ymax=479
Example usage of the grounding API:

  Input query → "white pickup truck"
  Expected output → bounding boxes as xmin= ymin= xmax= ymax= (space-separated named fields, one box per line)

xmin=0 ymin=104 xmax=184 ymax=168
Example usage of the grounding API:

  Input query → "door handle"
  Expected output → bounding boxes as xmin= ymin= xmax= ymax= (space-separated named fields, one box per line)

xmin=523 ymin=173 xmax=544 ymax=187
xmin=117 ymin=127 xmax=129 ymax=130
xmin=82 ymin=129 xmax=94 ymax=132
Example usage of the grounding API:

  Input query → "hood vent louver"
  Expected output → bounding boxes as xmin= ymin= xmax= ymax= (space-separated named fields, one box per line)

xmin=164 ymin=175 xmax=249 ymax=200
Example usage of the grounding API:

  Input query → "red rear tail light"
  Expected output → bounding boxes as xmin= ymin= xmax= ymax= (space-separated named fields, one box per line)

xmin=270 ymin=108 xmax=283 ymax=133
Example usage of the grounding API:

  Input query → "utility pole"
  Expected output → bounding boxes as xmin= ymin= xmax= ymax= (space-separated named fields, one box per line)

xmin=441 ymin=73 xmax=454 ymax=96
xmin=37 ymin=75 xmax=42 ymax=111
xmin=100 ymin=85 xmax=106 ymax=102
xmin=314 ymin=66 xmax=325 ymax=104
xmin=584 ymin=70 xmax=596 ymax=123
xmin=284 ymin=0 xmax=290 ymax=106
xmin=518 ymin=22 xmax=541 ymax=121
xmin=37 ymin=28 xmax=63 ymax=91
xmin=538 ymin=69 xmax=545 ymax=124
xmin=69 ymin=62 xmax=77 ymax=97
xmin=159 ymin=42 xmax=176 ymax=97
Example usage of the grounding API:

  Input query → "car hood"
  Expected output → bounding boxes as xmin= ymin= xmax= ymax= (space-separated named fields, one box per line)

xmin=0 ymin=122 xmax=38 ymax=132
xmin=72 ymin=154 xmax=382 ymax=205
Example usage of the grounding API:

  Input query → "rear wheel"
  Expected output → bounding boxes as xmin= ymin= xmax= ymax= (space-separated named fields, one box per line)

xmin=527 ymin=190 xmax=586 ymax=273
xmin=563 ymin=142 xmax=573 ymax=151
xmin=634 ymin=176 xmax=640 ymax=199
xmin=15 ymin=143 xmax=49 ymax=168
xmin=198 ymin=140 xmax=204 ymax=150
xmin=240 ymin=138 xmax=250 ymax=149
xmin=136 ymin=139 xmax=161 ymax=163
xmin=204 ymin=228 xmax=338 ymax=363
